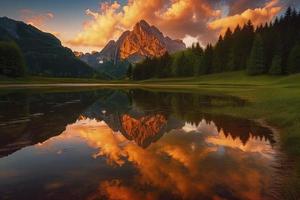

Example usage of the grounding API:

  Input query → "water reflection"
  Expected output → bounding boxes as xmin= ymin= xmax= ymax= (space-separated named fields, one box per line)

xmin=40 ymin=117 xmax=274 ymax=200
xmin=0 ymin=89 xmax=276 ymax=200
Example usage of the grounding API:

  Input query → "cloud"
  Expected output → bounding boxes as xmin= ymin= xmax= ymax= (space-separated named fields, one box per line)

xmin=20 ymin=9 xmax=59 ymax=37
xmin=209 ymin=0 xmax=282 ymax=35
xmin=226 ymin=0 xmax=267 ymax=15
xmin=68 ymin=0 xmax=283 ymax=52
xmin=20 ymin=9 xmax=54 ymax=28
xmin=182 ymin=35 xmax=199 ymax=47
xmin=67 ymin=0 xmax=220 ymax=50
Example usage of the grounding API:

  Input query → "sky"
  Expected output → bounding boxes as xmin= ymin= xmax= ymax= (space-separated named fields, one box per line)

xmin=0 ymin=0 xmax=299 ymax=53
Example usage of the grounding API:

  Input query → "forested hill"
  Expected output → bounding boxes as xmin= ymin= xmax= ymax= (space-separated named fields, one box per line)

xmin=0 ymin=17 xmax=101 ymax=78
xmin=130 ymin=7 xmax=300 ymax=80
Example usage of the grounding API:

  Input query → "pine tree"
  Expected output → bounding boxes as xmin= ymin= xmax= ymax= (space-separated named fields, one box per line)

xmin=247 ymin=35 xmax=266 ymax=75
xmin=287 ymin=44 xmax=300 ymax=74
xmin=269 ymin=54 xmax=282 ymax=75
xmin=126 ymin=63 xmax=133 ymax=79
xmin=194 ymin=42 xmax=203 ymax=56
xmin=172 ymin=52 xmax=184 ymax=77
xmin=0 ymin=41 xmax=26 ymax=77
xmin=159 ymin=52 xmax=172 ymax=78
xmin=285 ymin=7 xmax=292 ymax=19
xmin=178 ymin=52 xmax=189 ymax=77
xmin=227 ymin=47 xmax=236 ymax=71
xmin=239 ymin=20 xmax=255 ymax=69
xmin=198 ymin=44 xmax=213 ymax=74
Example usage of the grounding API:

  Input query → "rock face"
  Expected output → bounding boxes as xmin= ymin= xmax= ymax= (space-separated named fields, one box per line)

xmin=80 ymin=20 xmax=186 ymax=64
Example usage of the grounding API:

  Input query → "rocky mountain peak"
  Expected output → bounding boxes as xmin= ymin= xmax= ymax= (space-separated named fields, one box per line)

xmin=90 ymin=20 xmax=186 ymax=63
xmin=134 ymin=20 xmax=151 ymax=31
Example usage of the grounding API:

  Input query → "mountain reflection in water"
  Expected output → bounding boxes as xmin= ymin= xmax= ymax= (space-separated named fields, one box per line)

xmin=0 ymin=89 xmax=277 ymax=200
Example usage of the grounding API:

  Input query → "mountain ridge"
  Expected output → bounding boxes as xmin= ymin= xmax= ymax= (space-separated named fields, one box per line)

xmin=79 ymin=20 xmax=186 ymax=64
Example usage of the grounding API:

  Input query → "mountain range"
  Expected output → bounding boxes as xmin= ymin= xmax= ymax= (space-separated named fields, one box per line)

xmin=0 ymin=17 xmax=101 ymax=78
xmin=77 ymin=20 xmax=186 ymax=78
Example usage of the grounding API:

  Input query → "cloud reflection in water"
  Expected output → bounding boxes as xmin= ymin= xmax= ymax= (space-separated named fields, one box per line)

xmin=39 ymin=117 xmax=276 ymax=200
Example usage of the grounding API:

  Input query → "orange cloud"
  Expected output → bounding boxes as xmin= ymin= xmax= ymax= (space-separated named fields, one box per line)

xmin=67 ymin=0 xmax=219 ymax=50
xmin=20 ymin=9 xmax=59 ymax=37
xmin=68 ymin=0 xmax=282 ymax=51
xmin=20 ymin=9 xmax=54 ymax=28
xmin=209 ymin=0 xmax=282 ymax=35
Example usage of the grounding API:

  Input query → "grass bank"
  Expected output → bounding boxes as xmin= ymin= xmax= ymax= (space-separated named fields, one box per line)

xmin=0 ymin=75 xmax=111 ymax=84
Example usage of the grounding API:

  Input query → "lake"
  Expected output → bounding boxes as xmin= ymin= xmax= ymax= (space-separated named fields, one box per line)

xmin=0 ymin=88 xmax=280 ymax=200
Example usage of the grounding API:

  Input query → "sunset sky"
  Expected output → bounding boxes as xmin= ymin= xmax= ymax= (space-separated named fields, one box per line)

xmin=1 ymin=0 xmax=299 ymax=52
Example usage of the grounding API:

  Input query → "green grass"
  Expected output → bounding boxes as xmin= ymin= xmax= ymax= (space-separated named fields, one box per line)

xmin=141 ymin=71 xmax=300 ymax=86
xmin=1 ymin=71 xmax=299 ymax=86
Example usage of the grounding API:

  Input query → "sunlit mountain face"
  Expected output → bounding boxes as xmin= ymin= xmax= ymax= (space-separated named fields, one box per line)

xmin=0 ymin=89 xmax=278 ymax=200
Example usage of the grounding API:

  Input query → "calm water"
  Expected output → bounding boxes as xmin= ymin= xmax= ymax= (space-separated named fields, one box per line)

xmin=0 ymin=89 xmax=278 ymax=200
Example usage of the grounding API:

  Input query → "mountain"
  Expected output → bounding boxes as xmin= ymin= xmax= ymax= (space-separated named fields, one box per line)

xmin=73 ymin=51 xmax=84 ymax=57
xmin=84 ymin=20 xmax=186 ymax=63
xmin=77 ymin=20 xmax=186 ymax=78
xmin=0 ymin=17 xmax=101 ymax=78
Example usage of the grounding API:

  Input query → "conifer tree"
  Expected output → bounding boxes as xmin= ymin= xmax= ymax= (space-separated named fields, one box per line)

xmin=200 ymin=44 xmax=213 ymax=74
xmin=269 ymin=54 xmax=282 ymax=75
xmin=126 ymin=63 xmax=133 ymax=79
xmin=0 ymin=41 xmax=26 ymax=77
xmin=287 ymin=44 xmax=300 ymax=74
xmin=247 ymin=35 xmax=266 ymax=75
xmin=227 ymin=47 xmax=236 ymax=71
xmin=159 ymin=52 xmax=172 ymax=78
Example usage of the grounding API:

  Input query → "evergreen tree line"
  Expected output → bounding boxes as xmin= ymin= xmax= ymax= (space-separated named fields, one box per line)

xmin=0 ymin=41 xmax=26 ymax=77
xmin=130 ymin=7 xmax=300 ymax=80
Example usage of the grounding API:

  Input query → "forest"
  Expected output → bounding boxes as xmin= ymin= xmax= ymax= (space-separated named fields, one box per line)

xmin=0 ymin=41 xmax=26 ymax=77
xmin=130 ymin=7 xmax=300 ymax=80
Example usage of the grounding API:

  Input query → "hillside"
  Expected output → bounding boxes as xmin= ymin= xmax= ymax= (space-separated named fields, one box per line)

xmin=0 ymin=17 xmax=99 ymax=78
